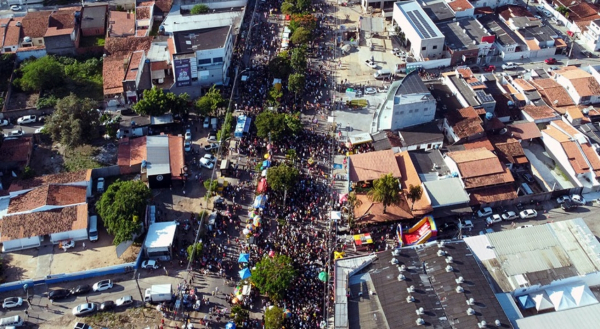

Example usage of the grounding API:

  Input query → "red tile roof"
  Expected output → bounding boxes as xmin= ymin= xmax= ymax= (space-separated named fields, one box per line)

xmin=463 ymin=137 xmax=494 ymax=151
xmin=154 ymin=0 xmax=173 ymax=15
xmin=8 ymin=170 xmax=91 ymax=192
xmin=0 ymin=137 xmax=32 ymax=166
xmin=169 ymin=135 xmax=185 ymax=180
xmin=507 ymin=122 xmax=542 ymax=140
xmin=469 ymin=185 xmax=518 ymax=205
xmin=522 ymin=105 xmax=558 ymax=120
xmin=349 ymin=150 xmax=402 ymax=182
xmin=446 ymin=107 xmax=484 ymax=139
xmin=447 ymin=148 xmax=515 ymax=188
xmin=396 ymin=152 xmax=432 ymax=216
xmin=108 ymin=11 xmax=135 ymax=36
xmin=8 ymin=184 xmax=87 ymax=214
xmin=490 ymin=136 xmax=528 ymax=165
xmin=45 ymin=8 xmax=78 ymax=37
xmin=117 ymin=136 xmax=147 ymax=167
xmin=136 ymin=6 xmax=151 ymax=20
xmin=0 ymin=18 xmax=11 ymax=48
xmin=0 ymin=204 xmax=88 ymax=242
xmin=447 ymin=0 xmax=473 ymax=12
xmin=498 ymin=5 xmax=534 ymax=20
xmin=104 ymin=36 xmax=152 ymax=56
xmin=354 ymin=192 xmax=413 ymax=223
xmin=22 ymin=11 xmax=51 ymax=38
xmin=124 ymin=50 xmax=144 ymax=81
xmin=4 ymin=17 xmax=22 ymax=47
xmin=150 ymin=61 xmax=168 ymax=71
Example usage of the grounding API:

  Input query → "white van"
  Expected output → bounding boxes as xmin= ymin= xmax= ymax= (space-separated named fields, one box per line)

xmin=89 ymin=215 xmax=98 ymax=242
xmin=374 ymin=69 xmax=391 ymax=79
xmin=0 ymin=315 xmax=23 ymax=327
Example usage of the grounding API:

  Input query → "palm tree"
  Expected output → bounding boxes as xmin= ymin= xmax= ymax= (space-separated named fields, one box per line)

xmin=367 ymin=173 xmax=401 ymax=214
xmin=407 ymin=184 xmax=423 ymax=211
xmin=346 ymin=191 xmax=362 ymax=228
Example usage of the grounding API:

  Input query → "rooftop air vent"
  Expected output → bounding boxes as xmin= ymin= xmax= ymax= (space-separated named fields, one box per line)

xmin=467 ymin=308 xmax=475 ymax=315
xmin=416 ymin=307 xmax=424 ymax=315
xmin=407 ymin=285 xmax=415 ymax=293
xmin=399 ymin=265 xmax=406 ymax=272
xmin=407 ymin=295 xmax=415 ymax=303
xmin=446 ymin=256 xmax=453 ymax=263
xmin=456 ymin=276 xmax=464 ymax=284
xmin=398 ymin=274 xmax=406 ymax=281
xmin=446 ymin=265 xmax=454 ymax=272
xmin=467 ymin=298 xmax=475 ymax=305
xmin=437 ymin=249 xmax=446 ymax=257
xmin=478 ymin=320 xmax=487 ymax=328
xmin=16 ymin=21 xmax=21 ymax=27
xmin=495 ymin=320 xmax=501 ymax=326
xmin=416 ymin=318 xmax=425 ymax=325
xmin=456 ymin=285 xmax=464 ymax=293
xmin=391 ymin=258 xmax=399 ymax=265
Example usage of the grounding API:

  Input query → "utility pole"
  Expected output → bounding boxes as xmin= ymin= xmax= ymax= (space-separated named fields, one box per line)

xmin=566 ymin=33 xmax=578 ymax=66
xmin=135 ymin=273 xmax=146 ymax=317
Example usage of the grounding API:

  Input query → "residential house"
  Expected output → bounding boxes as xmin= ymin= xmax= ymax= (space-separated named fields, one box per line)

xmin=146 ymin=41 xmax=172 ymax=87
xmin=583 ymin=19 xmax=600 ymax=51
xmin=444 ymin=147 xmax=517 ymax=205
xmin=478 ymin=15 xmax=525 ymax=61
xmin=7 ymin=169 xmax=92 ymax=196
xmin=445 ymin=0 xmax=474 ymax=18
xmin=135 ymin=3 xmax=154 ymax=37
xmin=0 ymin=19 xmax=10 ymax=54
xmin=396 ymin=121 xmax=444 ymax=152
xmin=372 ymin=70 xmax=436 ymax=132
xmin=392 ymin=0 xmax=444 ymax=60
xmin=521 ymin=104 xmax=560 ymax=123
xmin=44 ymin=7 xmax=81 ymax=55
xmin=121 ymin=49 xmax=152 ymax=102
xmin=442 ymin=67 xmax=496 ymax=113
xmin=489 ymin=135 xmax=528 ymax=170
xmin=348 ymin=149 xmax=402 ymax=184
xmin=541 ymin=119 xmax=600 ymax=192
xmin=20 ymin=11 xmax=51 ymax=48
xmin=551 ymin=0 xmax=600 ymax=34
xmin=395 ymin=151 xmax=432 ymax=216
xmin=506 ymin=121 xmax=542 ymax=146
xmin=0 ymin=137 xmax=33 ymax=172
xmin=551 ymin=66 xmax=600 ymax=105
xmin=443 ymin=106 xmax=485 ymax=144
xmin=529 ymin=78 xmax=575 ymax=114
xmin=80 ymin=5 xmax=107 ymax=37
xmin=107 ymin=11 xmax=136 ymax=37
xmin=3 ymin=18 xmax=22 ymax=53
xmin=437 ymin=18 xmax=495 ymax=66
xmin=116 ymin=135 xmax=185 ymax=188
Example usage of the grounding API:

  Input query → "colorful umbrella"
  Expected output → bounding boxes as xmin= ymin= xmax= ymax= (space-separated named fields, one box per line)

xmin=318 ymin=271 xmax=328 ymax=282
xmin=226 ymin=322 xmax=236 ymax=329
xmin=242 ymin=228 xmax=250 ymax=235
xmin=339 ymin=194 xmax=348 ymax=203
xmin=239 ymin=268 xmax=251 ymax=280
xmin=238 ymin=253 xmax=250 ymax=263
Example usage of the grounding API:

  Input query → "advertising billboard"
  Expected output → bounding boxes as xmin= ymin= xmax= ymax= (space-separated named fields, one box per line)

xmin=174 ymin=58 xmax=191 ymax=87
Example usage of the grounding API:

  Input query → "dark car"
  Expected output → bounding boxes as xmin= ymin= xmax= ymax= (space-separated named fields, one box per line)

xmin=99 ymin=300 xmax=115 ymax=312
xmin=470 ymin=66 xmax=481 ymax=73
xmin=70 ymin=284 xmax=92 ymax=296
xmin=561 ymin=201 xmax=578 ymax=211
xmin=582 ymin=50 xmax=593 ymax=58
xmin=522 ymin=173 xmax=534 ymax=183
xmin=48 ymin=289 xmax=71 ymax=301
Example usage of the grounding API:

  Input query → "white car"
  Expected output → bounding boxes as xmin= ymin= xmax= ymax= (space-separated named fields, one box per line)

xmin=74 ymin=323 xmax=92 ymax=329
xmin=17 ymin=115 xmax=36 ymax=124
xmin=115 ymin=295 xmax=134 ymax=307
xmin=73 ymin=303 xmax=96 ymax=316
xmin=184 ymin=140 xmax=192 ymax=152
xmin=501 ymin=62 xmax=519 ymax=70
xmin=501 ymin=211 xmax=518 ymax=221
xmin=92 ymin=279 xmax=113 ymax=292
xmin=10 ymin=5 xmax=21 ymax=11
xmin=364 ymin=87 xmax=377 ymax=95
xmin=477 ymin=207 xmax=493 ymax=218
xmin=0 ymin=119 xmax=8 ymax=126
xmin=519 ymin=209 xmax=538 ymax=219
xmin=203 ymin=117 xmax=210 ymax=129
xmin=2 ymin=297 xmax=22 ymax=309
xmin=486 ymin=214 xmax=502 ymax=224
xmin=365 ymin=60 xmax=377 ymax=68
xmin=9 ymin=130 xmax=23 ymax=137
xmin=556 ymin=195 xmax=571 ymax=204
xmin=203 ymin=153 xmax=217 ymax=163
xmin=141 ymin=260 xmax=159 ymax=269
xmin=460 ymin=220 xmax=474 ymax=230
xmin=204 ymin=143 xmax=219 ymax=151
xmin=185 ymin=129 xmax=192 ymax=141
xmin=570 ymin=194 xmax=586 ymax=205
xmin=35 ymin=126 xmax=45 ymax=134
xmin=200 ymin=158 xmax=214 ymax=169
xmin=517 ymin=225 xmax=534 ymax=229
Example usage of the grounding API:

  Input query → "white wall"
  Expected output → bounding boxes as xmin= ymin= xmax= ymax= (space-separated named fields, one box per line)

xmin=400 ymin=141 xmax=442 ymax=152
xmin=443 ymin=118 xmax=460 ymax=144
xmin=391 ymin=95 xmax=436 ymax=130
xmin=392 ymin=4 xmax=444 ymax=60
xmin=542 ymin=131 xmax=582 ymax=187
xmin=2 ymin=236 xmax=41 ymax=252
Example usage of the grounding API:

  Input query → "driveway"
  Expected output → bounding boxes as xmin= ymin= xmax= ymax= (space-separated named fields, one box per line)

xmin=523 ymin=143 xmax=573 ymax=191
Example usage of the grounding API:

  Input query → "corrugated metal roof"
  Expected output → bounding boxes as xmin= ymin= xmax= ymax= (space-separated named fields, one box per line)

xmin=549 ymin=218 xmax=600 ymax=275
xmin=515 ymin=302 xmax=600 ymax=329
xmin=146 ymin=135 xmax=170 ymax=176
xmin=494 ymin=293 xmax=523 ymax=328
xmin=487 ymin=225 xmax=571 ymax=276
xmin=423 ymin=178 xmax=470 ymax=207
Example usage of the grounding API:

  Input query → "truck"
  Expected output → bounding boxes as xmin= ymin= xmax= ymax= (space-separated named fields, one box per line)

xmin=144 ymin=284 xmax=172 ymax=304
xmin=395 ymin=63 xmax=406 ymax=74
xmin=117 ymin=126 xmax=148 ymax=139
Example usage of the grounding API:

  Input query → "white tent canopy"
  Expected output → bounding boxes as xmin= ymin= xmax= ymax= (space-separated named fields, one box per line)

xmin=330 ymin=211 xmax=342 ymax=220
xmin=530 ymin=291 xmax=554 ymax=311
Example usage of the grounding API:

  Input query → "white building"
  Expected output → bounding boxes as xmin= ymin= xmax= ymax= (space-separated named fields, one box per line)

xmin=372 ymin=71 xmax=436 ymax=133
xmin=392 ymin=0 xmax=444 ymax=60
xmin=584 ymin=19 xmax=600 ymax=51
xmin=551 ymin=66 xmax=600 ymax=105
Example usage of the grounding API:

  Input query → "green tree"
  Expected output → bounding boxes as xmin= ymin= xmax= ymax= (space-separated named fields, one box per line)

xmin=288 ymin=73 xmax=305 ymax=95
xmin=290 ymin=45 xmax=307 ymax=72
xmin=251 ymin=255 xmax=297 ymax=301
xmin=281 ymin=1 xmax=295 ymax=14
xmin=284 ymin=113 xmax=302 ymax=134
xmin=556 ymin=5 xmax=568 ymax=15
xmin=255 ymin=111 xmax=285 ymax=140
xmin=296 ymin=0 xmax=311 ymax=12
xmin=96 ymin=180 xmax=152 ymax=245
xmin=195 ymin=85 xmax=225 ymax=116
xmin=167 ymin=92 xmax=191 ymax=116
xmin=45 ymin=93 xmax=100 ymax=148
xmin=407 ymin=184 xmax=423 ymax=211
xmin=15 ymin=56 xmax=64 ymax=92
xmin=133 ymin=86 xmax=171 ymax=116
xmin=190 ymin=4 xmax=209 ymax=14
xmin=204 ymin=178 xmax=219 ymax=192
xmin=290 ymin=27 xmax=311 ymax=44
xmin=268 ymin=52 xmax=292 ymax=79
xmin=265 ymin=305 xmax=285 ymax=329
xmin=217 ymin=112 xmax=233 ymax=142
xmin=230 ymin=305 xmax=250 ymax=326
xmin=186 ymin=242 xmax=203 ymax=262
xmin=267 ymin=87 xmax=284 ymax=107
xmin=21 ymin=166 xmax=35 ymax=179
xmin=367 ymin=173 xmax=401 ymax=214
xmin=286 ymin=149 xmax=297 ymax=164
xmin=267 ymin=164 xmax=299 ymax=192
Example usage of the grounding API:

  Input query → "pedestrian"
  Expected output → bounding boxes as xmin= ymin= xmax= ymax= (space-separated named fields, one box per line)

xmin=85 ymin=296 xmax=89 ymax=303
xmin=83 ymin=242 xmax=86 ymax=249
xmin=25 ymin=310 xmax=28 ymax=318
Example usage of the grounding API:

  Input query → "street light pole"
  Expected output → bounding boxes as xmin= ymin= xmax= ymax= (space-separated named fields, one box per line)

xmin=566 ymin=33 xmax=578 ymax=66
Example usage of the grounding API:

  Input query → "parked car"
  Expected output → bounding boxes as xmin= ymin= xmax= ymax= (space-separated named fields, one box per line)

xmin=2 ymin=297 xmax=22 ymax=309
xmin=141 ymin=260 xmax=159 ymax=270
xmin=48 ymin=289 xmax=71 ymax=300
xmin=482 ymin=64 xmax=496 ymax=72
xmin=203 ymin=117 xmax=210 ymax=129
xmin=570 ymin=194 xmax=586 ymax=205
xmin=200 ymin=158 xmax=214 ymax=169
xmin=72 ymin=303 xmax=97 ymax=316
xmin=364 ymin=87 xmax=377 ymax=95
xmin=34 ymin=126 xmax=45 ymax=134
xmin=469 ymin=66 xmax=481 ymax=73
xmin=184 ymin=140 xmax=192 ymax=152
xmin=365 ymin=60 xmax=377 ymax=68
xmin=501 ymin=62 xmax=519 ymax=70
xmin=207 ymin=132 xmax=217 ymax=142
xmin=460 ymin=220 xmax=474 ymax=230
xmin=92 ymin=280 xmax=113 ymax=292
xmin=534 ymin=14 xmax=543 ymax=19
xmin=0 ymin=119 xmax=8 ymax=126
xmin=203 ymin=154 xmax=217 ymax=163
xmin=561 ymin=200 xmax=578 ymax=211
xmin=17 ymin=115 xmax=36 ymax=124
xmin=97 ymin=177 xmax=105 ymax=193
xmin=556 ymin=195 xmax=571 ymax=204
xmin=550 ymin=17 xmax=559 ymax=24
xmin=377 ymin=86 xmax=389 ymax=93
xmin=185 ymin=129 xmax=192 ymax=141
xmin=519 ymin=209 xmax=538 ymax=219
xmin=10 ymin=5 xmax=21 ymax=11
xmin=70 ymin=285 xmax=92 ymax=296
xmin=501 ymin=211 xmax=518 ymax=221
xmin=204 ymin=143 xmax=219 ymax=151
xmin=477 ymin=207 xmax=493 ymax=217
xmin=74 ymin=323 xmax=93 ymax=329
xmin=581 ymin=50 xmax=593 ymax=58
xmin=115 ymin=295 xmax=134 ymax=307
xmin=545 ymin=58 xmax=557 ymax=64
xmin=486 ymin=214 xmax=502 ymax=225
xmin=99 ymin=301 xmax=115 ymax=312
xmin=9 ymin=130 xmax=24 ymax=137
xmin=516 ymin=225 xmax=534 ymax=229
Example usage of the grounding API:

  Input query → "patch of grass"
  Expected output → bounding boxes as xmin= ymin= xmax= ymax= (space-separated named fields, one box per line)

xmin=88 ymin=306 xmax=154 ymax=328
xmin=80 ymin=35 xmax=106 ymax=47
xmin=63 ymin=145 xmax=102 ymax=172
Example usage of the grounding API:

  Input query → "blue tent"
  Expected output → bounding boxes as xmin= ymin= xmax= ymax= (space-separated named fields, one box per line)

xmin=517 ymin=295 xmax=535 ymax=309
xmin=262 ymin=160 xmax=271 ymax=168
xmin=239 ymin=268 xmax=251 ymax=280
xmin=238 ymin=253 xmax=250 ymax=263
xmin=253 ymin=195 xmax=266 ymax=209
xmin=226 ymin=322 xmax=236 ymax=329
